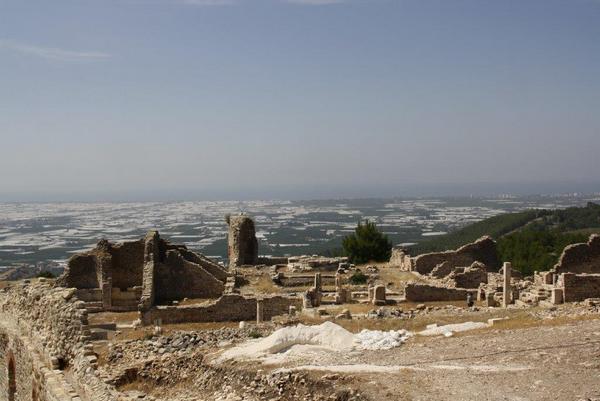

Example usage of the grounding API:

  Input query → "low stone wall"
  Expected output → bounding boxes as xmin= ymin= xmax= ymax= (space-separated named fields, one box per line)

xmin=141 ymin=294 xmax=302 ymax=326
xmin=404 ymin=283 xmax=474 ymax=302
xmin=562 ymin=273 xmax=600 ymax=302
xmin=257 ymin=256 xmax=289 ymax=266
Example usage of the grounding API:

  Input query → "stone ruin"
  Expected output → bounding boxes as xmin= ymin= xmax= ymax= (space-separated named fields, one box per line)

xmin=391 ymin=236 xmax=501 ymax=274
xmin=387 ymin=237 xmax=501 ymax=302
xmin=303 ymin=273 xmax=323 ymax=308
xmin=57 ymin=230 xmax=230 ymax=313
xmin=518 ymin=234 xmax=600 ymax=305
xmin=227 ymin=214 xmax=259 ymax=268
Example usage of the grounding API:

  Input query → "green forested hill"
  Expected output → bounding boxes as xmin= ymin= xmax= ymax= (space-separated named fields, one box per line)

xmin=411 ymin=202 xmax=600 ymax=274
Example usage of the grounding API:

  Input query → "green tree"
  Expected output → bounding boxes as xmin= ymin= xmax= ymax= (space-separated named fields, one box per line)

xmin=343 ymin=220 xmax=392 ymax=264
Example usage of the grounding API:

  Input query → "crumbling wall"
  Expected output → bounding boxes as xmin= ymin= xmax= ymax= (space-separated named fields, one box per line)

xmin=388 ymin=248 xmax=412 ymax=270
xmin=554 ymin=234 xmax=600 ymax=275
xmin=449 ymin=262 xmax=488 ymax=289
xmin=561 ymin=273 xmax=600 ymax=302
xmin=154 ymin=251 xmax=225 ymax=302
xmin=109 ymin=239 xmax=145 ymax=290
xmin=412 ymin=236 xmax=501 ymax=274
xmin=404 ymin=283 xmax=474 ymax=302
xmin=227 ymin=215 xmax=259 ymax=267
xmin=0 ymin=280 xmax=120 ymax=401
xmin=177 ymin=248 xmax=228 ymax=282
xmin=141 ymin=294 xmax=301 ymax=325
xmin=58 ymin=231 xmax=228 ymax=312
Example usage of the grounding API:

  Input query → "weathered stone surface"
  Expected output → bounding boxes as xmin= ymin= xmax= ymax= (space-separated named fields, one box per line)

xmin=372 ymin=285 xmax=386 ymax=305
xmin=411 ymin=236 xmax=501 ymax=275
xmin=560 ymin=273 xmax=600 ymax=302
xmin=405 ymin=283 xmax=475 ymax=302
xmin=431 ymin=261 xmax=453 ymax=278
xmin=141 ymin=294 xmax=301 ymax=325
xmin=227 ymin=214 xmax=259 ymax=268
xmin=57 ymin=231 xmax=228 ymax=312
xmin=388 ymin=247 xmax=412 ymax=270
xmin=0 ymin=280 xmax=120 ymax=401
xmin=449 ymin=262 xmax=488 ymax=289
xmin=554 ymin=234 xmax=600 ymax=274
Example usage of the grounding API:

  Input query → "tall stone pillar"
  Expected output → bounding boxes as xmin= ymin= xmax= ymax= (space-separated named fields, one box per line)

xmin=256 ymin=299 xmax=264 ymax=324
xmin=502 ymin=262 xmax=512 ymax=308
xmin=226 ymin=214 xmax=259 ymax=268
xmin=314 ymin=273 xmax=322 ymax=292
xmin=139 ymin=230 xmax=160 ymax=312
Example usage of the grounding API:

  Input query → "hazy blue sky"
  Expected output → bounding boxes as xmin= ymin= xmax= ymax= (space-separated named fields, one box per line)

xmin=1 ymin=0 xmax=599 ymax=201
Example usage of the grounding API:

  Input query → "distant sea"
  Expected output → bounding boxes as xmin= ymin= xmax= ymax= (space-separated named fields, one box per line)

xmin=0 ymin=195 xmax=597 ymax=270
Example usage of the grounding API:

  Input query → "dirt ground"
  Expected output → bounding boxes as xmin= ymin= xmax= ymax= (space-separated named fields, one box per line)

xmin=249 ymin=316 xmax=600 ymax=401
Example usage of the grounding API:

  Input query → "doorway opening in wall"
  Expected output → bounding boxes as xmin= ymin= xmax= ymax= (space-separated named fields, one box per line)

xmin=8 ymin=354 xmax=16 ymax=401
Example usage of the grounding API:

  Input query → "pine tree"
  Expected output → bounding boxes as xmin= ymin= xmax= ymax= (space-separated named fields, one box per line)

xmin=342 ymin=220 xmax=392 ymax=264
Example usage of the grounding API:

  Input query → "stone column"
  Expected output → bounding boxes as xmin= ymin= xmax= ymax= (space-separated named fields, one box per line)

xmin=256 ymin=299 xmax=264 ymax=324
xmin=502 ymin=262 xmax=512 ymax=308
xmin=314 ymin=273 xmax=322 ymax=292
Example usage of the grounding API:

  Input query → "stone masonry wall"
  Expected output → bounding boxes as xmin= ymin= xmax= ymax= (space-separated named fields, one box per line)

xmin=411 ymin=236 xmax=501 ymax=275
xmin=0 ymin=280 xmax=119 ymax=401
xmin=141 ymin=294 xmax=301 ymax=326
xmin=404 ymin=283 xmax=475 ymax=302
xmin=154 ymin=251 xmax=224 ymax=303
xmin=554 ymin=234 xmax=600 ymax=275
xmin=388 ymin=248 xmax=412 ymax=270
xmin=561 ymin=273 xmax=600 ymax=302
xmin=227 ymin=215 xmax=259 ymax=268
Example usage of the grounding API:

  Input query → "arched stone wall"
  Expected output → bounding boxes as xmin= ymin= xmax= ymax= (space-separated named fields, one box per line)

xmin=0 ymin=332 xmax=36 ymax=401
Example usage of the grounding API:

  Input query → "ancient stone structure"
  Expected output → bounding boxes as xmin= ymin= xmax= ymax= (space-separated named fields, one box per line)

xmin=405 ymin=236 xmax=501 ymax=274
xmin=553 ymin=234 xmax=600 ymax=274
xmin=334 ymin=273 xmax=350 ymax=304
xmin=0 ymin=280 xmax=120 ymax=401
xmin=226 ymin=214 xmax=259 ymax=268
xmin=303 ymin=273 xmax=323 ymax=308
xmin=140 ymin=294 xmax=301 ymax=325
xmin=404 ymin=283 xmax=475 ymax=302
xmin=57 ymin=231 xmax=229 ymax=313
xmin=449 ymin=262 xmax=488 ymax=289
xmin=256 ymin=299 xmax=264 ymax=323
xmin=388 ymin=247 xmax=412 ymax=269
xmin=372 ymin=285 xmax=386 ymax=306
xmin=502 ymin=262 xmax=512 ymax=307
xmin=520 ymin=235 xmax=600 ymax=305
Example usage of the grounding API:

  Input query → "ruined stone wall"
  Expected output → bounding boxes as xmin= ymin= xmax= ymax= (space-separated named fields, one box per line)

xmin=554 ymin=234 xmax=600 ymax=275
xmin=0 ymin=280 xmax=119 ymax=401
xmin=60 ymin=254 xmax=100 ymax=289
xmin=411 ymin=236 xmax=501 ymax=275
xmin=388 ymin=248 xmax=412 ymax=270
xmin=141 ymin=294 xmax=301 ymax=325
xmin=109 ymin=240 xmax=145 ymax=290
xmin=154 ymin=251 xmax=224 ymax=303
xmin=404 ymin=283 xmax=474 ymax=302
xmin=561 ymin=273 xmax=600 ymax=302
xmin=449 ymin=263 xmax=488 ymax=289
xmin=227 ymin=215 xmax=259 ymax=267
xmin=177 ymin=248 xmax=228 ymax=282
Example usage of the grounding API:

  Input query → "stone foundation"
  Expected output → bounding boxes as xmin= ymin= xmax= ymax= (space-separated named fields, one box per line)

xmin=140 ymin=294 xmax=301 ymax=326
xmin=404 ymin=283 xmax=475 ymax=302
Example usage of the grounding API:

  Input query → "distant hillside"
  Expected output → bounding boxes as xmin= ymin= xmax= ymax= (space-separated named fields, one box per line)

xmin=410 ymin=202 xmax=600 ymax=274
